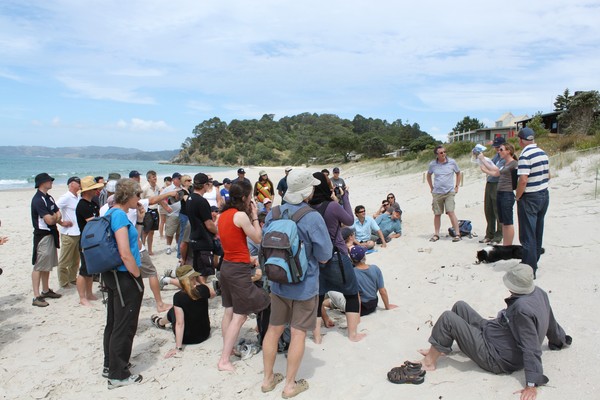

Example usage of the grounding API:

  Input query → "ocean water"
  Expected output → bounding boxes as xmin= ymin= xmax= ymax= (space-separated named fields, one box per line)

xmin=0 ymin=155 xmax=231 ymax=190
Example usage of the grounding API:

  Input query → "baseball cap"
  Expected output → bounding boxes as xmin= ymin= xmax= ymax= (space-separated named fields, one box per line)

xmin=237 ymin=168 xmax=246 ymax=174
xmin=128 ymin=170 xmax=141 ymax=178
xmin=285 ymin=166 xmax=293 ymax=172
xmin=172 ymin=172 xmax=182 ymax=180
xmin=108 ymin=172 xmax=121 ymax=180
xmin=349 ymin=245 xmax=366 ymax=263
xmin=223 ymin=178 xmax=231 ymax=184
xmin=492 ymin=137 xmax=506 ymax=147
xmin=193 ymin=173 xmax=209 ymax=185
xmin=518 ymin=127 xmax=535 ymax=141
xmin=67 ymin=176 xmax=81 ymax=185
xmin=332 ymin=167 xmax=340 ymax=173
xmin=176 ymin=265 xmax=200 ymax=280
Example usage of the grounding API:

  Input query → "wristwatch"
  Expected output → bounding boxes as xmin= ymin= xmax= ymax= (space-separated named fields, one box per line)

xmin=176 ymin=346 xmax=183 ymax=351
xmin=527 ymin=382 xmax=536 ymax=387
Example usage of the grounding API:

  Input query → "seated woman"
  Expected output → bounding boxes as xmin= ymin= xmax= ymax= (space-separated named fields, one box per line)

xmin=151 ymin=264 xmax=215 ymax=358
xmin=322 ymin=245 xmax=397 ymax=322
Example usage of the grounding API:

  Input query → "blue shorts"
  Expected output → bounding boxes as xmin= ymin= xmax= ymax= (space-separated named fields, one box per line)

xmin=497 ymin=191 xmax=515 ymax=225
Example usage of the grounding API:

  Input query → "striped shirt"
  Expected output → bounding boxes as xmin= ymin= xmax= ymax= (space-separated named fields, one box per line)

xmin=517 ymin=144 xmax=549 ymax=192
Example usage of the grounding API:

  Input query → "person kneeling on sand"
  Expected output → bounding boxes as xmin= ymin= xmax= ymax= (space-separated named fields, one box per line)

xmin=392 ymin=264 xmax=571 ymax=400
xmin=321 ymin=245 xmax=397 ymax=325
xmin=151 ymin=265 xmax=215 ymax=358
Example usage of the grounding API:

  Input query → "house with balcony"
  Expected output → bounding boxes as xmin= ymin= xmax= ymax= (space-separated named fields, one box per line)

xmin=447 ymin=112 xmax=528 ymax=145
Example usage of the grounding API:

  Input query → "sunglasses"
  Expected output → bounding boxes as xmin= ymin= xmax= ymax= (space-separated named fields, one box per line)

xmin=135 ymin=191 xmax=142 ymax=198
xmin=383 ymin=202 xmax=389 ymax=206
xmin=437 ymin=151 xmax=446 ymax=155
xmin=387 ymin=196 xmax=394 ymax=199
xmin=356 ymin=210 xmax=366 ymax=214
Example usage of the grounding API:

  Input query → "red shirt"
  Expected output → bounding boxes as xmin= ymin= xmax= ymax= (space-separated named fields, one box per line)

xmin=219 ymin=208 xmax=251 ymax=263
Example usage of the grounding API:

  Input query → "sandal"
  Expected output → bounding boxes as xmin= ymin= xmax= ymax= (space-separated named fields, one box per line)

xmin=429 ymin=235 xmax=440 ymax=242
xmin=387 ymin=367 xmax=425 ymax=384
xmin=261 ymin=372 xmax=284 ymax=393
xmin=390 ymin=363 xmax=426 ymax=377
xmin=452 ymin=236 xmax=461 ymax=242
xmin=282 ymin=379 xmax=309 ymax=399
xmin=151 ymin=315 xmax=167 ymax=330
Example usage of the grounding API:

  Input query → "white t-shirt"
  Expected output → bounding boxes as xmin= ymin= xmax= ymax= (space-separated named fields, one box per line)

xmin=56 ymin=191 xmax=81 ymax=235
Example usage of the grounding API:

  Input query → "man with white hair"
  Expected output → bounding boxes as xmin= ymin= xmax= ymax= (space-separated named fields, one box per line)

xmin=56 ymin=176 xmax=81 ymax=288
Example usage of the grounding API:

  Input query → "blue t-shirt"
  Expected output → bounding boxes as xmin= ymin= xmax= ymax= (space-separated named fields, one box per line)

xmin=352 ymin=217 xmax=380 ymax=242
xmin=264 ymin=203 xmax=332 ymax=301
xmin=107 ymin=208 xmax=141 ymax=272
xmin=220 ymin=187 xmax=230 ymax=202
xmin=375 ymin=213 xmax=402 ymax=237
xmin=428 ymin=157 xmax=460 ymax=194
xmin=354 ymin=265 xmax=384 ymax=302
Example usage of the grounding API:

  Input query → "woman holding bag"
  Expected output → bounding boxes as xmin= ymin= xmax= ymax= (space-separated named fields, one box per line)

xmin=309 ymin=172 xmax=365 ymax=343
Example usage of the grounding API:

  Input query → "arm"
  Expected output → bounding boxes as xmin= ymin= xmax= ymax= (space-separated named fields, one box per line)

xmin=148 ymin=191 xmax=177 ymax=206
xmin=114 ymin=226 xmax=140 ymax=277
xmin=426 ymin=173 xmax=433 ymax=192
xmin=477 ymin=154 xmax=501 ymax=176
xmin=510 ymin=311 xmax=549 ymax=388
xmin=516 ymin=175 xmax=528 ymax=200
xmin=454 ymin=171 xmax=461 ymax=194
xmin=203 ymin=219 xmax=218 ymax=236
xmin=235 ymin=203 xmax=261 ymax=243
xmin=378 ymin=287 xmax=397 ymax=310
xmin=43 ymin=210 xmax=62 ymax=226
xmin=165 ymin=306 xmax=185 ymax=358
xmin=216 ymin=190 xmax=223 ymax=207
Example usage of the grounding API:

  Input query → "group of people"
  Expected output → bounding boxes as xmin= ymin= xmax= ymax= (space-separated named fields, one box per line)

xmin=26 ymin=131 xmax=566 ymax=398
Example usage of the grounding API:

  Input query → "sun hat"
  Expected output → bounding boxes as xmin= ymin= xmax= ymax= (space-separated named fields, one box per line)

xmin=503 ymin=263 xmax=535 ymax=294
xmin=259 ymin=170 xmax=267 ymax=176
xmin=108 ymin=172 xmax=121 ymax=180
xmin=176 ymin=265 xmax=200 ymax=280
xmin=349 ymin=245 xmax=366 ymax=263
xmin=80 ymin=176 xmax=104 ymax=193
xmin=105 ymin=180 xmax=117 ymax=193
xmin=492 ymin=137 xmax=506 ymax=147
xmin=518 ymin=127 xmax=535 ymax=141
xmin=283 ymin=169 xmax=320 ymax=204
xmin=34 ymin=173 xmax=54 ymax=188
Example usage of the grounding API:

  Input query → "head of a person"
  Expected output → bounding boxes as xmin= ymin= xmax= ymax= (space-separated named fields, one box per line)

xmin=67 ymin=176 xmax=81 ymax=193
xmin=114 ymin=178 xmax=142 ymax=206
xmin=94 ymin=176 xmax=105 ymax=185
xmin=79 ymin=176 xmax=104 ymax=198
xmin=213 ymin=180 xmax=222 ymax=188
xmin=387 ymin=193 xmax=396 ymax=204
xmin=172 ymin=172 xmax=182 ymax=186
xmin=341 ymin=227 xmax=355 ymax=243
xmin=492 ymin=136 xmax=506 ymax=152
xmin=237 ymin=168 xmax=246 ymax=179
xmin=128 ymin=170 xmax=141 ymax=182
xmin=146 ymin=170 xmax=157 ymax=185
xmin=259 ymin=170 xmax=268 ymax=181
xmin=321 ymin=168 xmax=330 ymax=177
xmin=381 ymin=199 xmax=390 ymax=208
xmin=105 ymin=180 xmax=117 ymax=195
xmin=354 ymin=205 xmax=366 ymax=220
xmin=193 ymin=173 xmax=210 ymax=191
xmin=332 ymin=167 xmax=340 ymax=177
xmin=391 ymin=208 xmax=402 ymax=220
xmin=285 ymin=166 xmax=293 ymax=176
xmin=310 ymin=171 xmax=334 ymax=204
xmin=176 ymin=265 xmax=201 ymax=300
xmin=283 ymin=169 xmax=320 ymax=204
xmin=181 ymin=175 xmax=192 ymax=189
xmin=503 ymin=263 xmax=535 ymax=295
xmin=210 ymin=205 xmax=219 ymax=220
xmin=434 ymin=145 xmax=446 ymax=161
xmin=34 ymin=172 xmax=55 ymax=191
xmin=518 ymin=127 xmax=535 ymax=145
xmin=163 ymin=176 xmax=172 ymax=186
xmin=499 ymin=143 xmax=516 ymax=160
xmin=108 ymin=172 xmax=121 ymax=181
xmin=205 ymin=174 xmax=214 ymax=188
xmin=227 ymin=180 xmax=253 ymax=211
xmin=223 ymin=177 xmax=231 ymax=189
xmin=349 ymin=245 xmax=366 ymax=264
xmin=257 ymin=211 xmax=267 ymax=227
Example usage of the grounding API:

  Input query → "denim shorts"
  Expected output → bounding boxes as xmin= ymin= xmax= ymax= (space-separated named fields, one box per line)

xmin=497 ymin=191 xmax=515 ymax=225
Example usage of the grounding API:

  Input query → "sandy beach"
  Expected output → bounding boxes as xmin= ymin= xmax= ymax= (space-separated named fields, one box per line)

xmin=1 ymin=153 xmax=599 ymax=400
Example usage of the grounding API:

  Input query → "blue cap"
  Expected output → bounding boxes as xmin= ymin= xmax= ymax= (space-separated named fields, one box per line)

xmin=349 ymin=245 xmax=366 ymax=263
xmin=518 ymin=127 xmax=535 ymax=141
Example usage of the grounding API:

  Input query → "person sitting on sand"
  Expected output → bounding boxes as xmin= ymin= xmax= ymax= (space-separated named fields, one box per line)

xmin=394 ymin=264 xmax=571 ymax=399
xmin=375 ymin=208 xmax=402 ymax=242
xmin=151 ymin=265 xmax=215 ymax=358
xmin=321 ymin=245 xmax=397 ymax=325
xmin=352 ymin=205 xmax=387 ymax=249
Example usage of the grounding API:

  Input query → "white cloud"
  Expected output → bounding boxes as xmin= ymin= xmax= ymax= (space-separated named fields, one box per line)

xmin=57 ymin=76 xmax=155 ymax=104
xmin=116 ymin=118 xmax=173 ymax=132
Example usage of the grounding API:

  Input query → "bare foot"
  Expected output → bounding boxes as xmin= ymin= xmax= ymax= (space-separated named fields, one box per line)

xmin=349 ymin=332 xmax=367 ymax=342
xmin=217 ymin=361 xmax=235 ymax=372
xmin=420 ymin=359 xmax=437 ymax=371
xmin=86 ymin=294 xmax=98 ymax=301
xmin=148 ymin=251 xmax=154 ymax=256
xmin=418 ymin=348 xmax=430 ymax=356
xmin=322 ymin=317 xmax=335 ymax=328
xmin=313 ymin=334 xmax=323 ymax=344
xmin=79 ymin=299 xmax=93 ymax=307
xmin=157 ymin=303 xmax=172 ymax=313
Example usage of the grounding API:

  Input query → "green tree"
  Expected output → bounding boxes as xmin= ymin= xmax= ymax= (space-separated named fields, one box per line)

xmin=558 ymin=90 xmax=600 ymax=135
xmin=526 ymin=112 xmax=549 ymax=138
xmin=553 ymin=88 xmax=572 ymax=111
xmin=453 ymin=116 xmax=485 ymax=133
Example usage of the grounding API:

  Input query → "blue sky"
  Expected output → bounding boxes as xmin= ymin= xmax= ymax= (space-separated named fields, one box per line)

xmin=1 ymin=1 xmax=599 ymax=151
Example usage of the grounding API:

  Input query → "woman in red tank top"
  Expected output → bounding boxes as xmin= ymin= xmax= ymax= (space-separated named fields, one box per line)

xmin=217 ymin=180 xmax=270 ymax=372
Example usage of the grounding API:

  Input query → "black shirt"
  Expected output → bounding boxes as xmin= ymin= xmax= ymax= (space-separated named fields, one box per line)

xmin=172 ymin=285 xmax=211 ymax=344
xmin=187 ymin=192 xmax=214 ymax=251
xmin=76 ymin=198 xmax=100 ymax=234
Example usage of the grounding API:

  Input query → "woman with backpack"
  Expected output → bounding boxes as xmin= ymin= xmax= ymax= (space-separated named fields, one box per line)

xmin=216 ymin=181 xmax=270 ymax=371
xmin=477 ymin=143 xmax=518 ymax=246
xmin=309 ymin=172 xmax=365 ymax=343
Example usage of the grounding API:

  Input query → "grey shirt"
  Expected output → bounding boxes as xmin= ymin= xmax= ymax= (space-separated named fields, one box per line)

xmin=483 ymin=287 xmax=570 ymax=386
xmin=498 ymin=160 xmax=518 ymax=192
xmin=428 ymin=157 xmax=460 ymax=194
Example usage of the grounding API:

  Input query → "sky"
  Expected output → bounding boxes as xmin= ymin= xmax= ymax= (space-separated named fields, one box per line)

xmin=1 ymin=1 xmax=599 ymax=151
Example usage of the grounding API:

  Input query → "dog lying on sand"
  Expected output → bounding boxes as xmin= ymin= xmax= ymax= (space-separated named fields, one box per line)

xmin=476 ymin=245 xmax=545 ymax=264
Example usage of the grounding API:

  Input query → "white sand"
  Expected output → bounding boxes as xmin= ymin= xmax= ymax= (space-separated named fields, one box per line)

xmin=0 ymin=154 xmax=599 ymax=399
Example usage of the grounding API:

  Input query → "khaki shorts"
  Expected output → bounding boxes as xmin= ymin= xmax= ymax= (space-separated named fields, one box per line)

xmin=34 ymin=235 xmax=58 ymax=272
xmin=432 ymin=192 xmax=456 ymax=215
xmin=139 ymin=250 xmax=158 ymax=278
xmin=165 ymin=214 xmax=181 ymax=237
xmin=269 ymin=294 xmax=318 ymax=332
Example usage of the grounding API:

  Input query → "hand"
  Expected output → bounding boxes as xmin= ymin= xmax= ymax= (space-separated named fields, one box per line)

xmin=454 ymin=185 xmax=459 ymax=194
xmin=164 ymin=348 xmax=182 ymax=359
xmin=381 ymin=243 xmax=387 ymax=248
xmin=136 ymin=202 xmax=146 ymax=218
xmin=0 ymin=236 xmax=8 ymax=245
xmin=514 ymin=386 xmax=537 ymax=400
xmin=386 ymin=304 xmax=398 ymax=310
xmin=62 ymin=221 xmax=73 ymax=227
xmin=249 ymin=200 xmax=258 ymax=219
xmin=251 ymin=268 xmax=263 ymax=282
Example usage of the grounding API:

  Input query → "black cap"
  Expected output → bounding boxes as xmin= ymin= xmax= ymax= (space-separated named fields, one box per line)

xmin=67 ymin=176 xmax=81 ymax=185
xmin=333 ymin=167 xmax=340 ymax=173
xmin=129 ymin=170 xmax=141 ymax=178
xmin=172 ymin=172 xmax=182 ymax=180
xmin=212 ymin=180 xmax=222 ymax=186
xmin=237 ymin=168 xmax=246 ymax=174
xmin=492 ymin=137 xmax=506 ymax=147
xmin=210 ymin=206 xmax=219 ymax=213
xmin=193 ymin=173 xmax=209 ymax=185
xmin=35 ymin=173 xmax=55 ymax=188
xmin=223 ymin=178 xmax=231 ymax=184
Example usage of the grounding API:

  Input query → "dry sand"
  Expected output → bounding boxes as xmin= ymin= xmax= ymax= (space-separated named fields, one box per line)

xmin=0 ymin=152 xmax=599 ymax=399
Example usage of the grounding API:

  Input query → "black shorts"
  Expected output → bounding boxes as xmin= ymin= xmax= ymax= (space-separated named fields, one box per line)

xmin=78 ymin=249 xmax=92 ymax=277
xmin=143 ymin=209 xmax=159 ymax=232
xmin=193 ymin=250 xmax=215 ymax=277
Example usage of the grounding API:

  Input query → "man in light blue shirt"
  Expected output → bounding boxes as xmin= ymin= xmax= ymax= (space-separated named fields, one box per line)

xmin=352 ymin=205 xmax=386 ymax=249
xmin=375 ymin=208 xmax=402 ymax=242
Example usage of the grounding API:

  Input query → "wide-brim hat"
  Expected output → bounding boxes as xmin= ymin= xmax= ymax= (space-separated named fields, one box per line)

xmin=503 ymin=263 xmax=535 ymax=294
xmin=80 ymin=175 xmax=104 ymax=193
xmin=34 ymin=173 xmax=54 ymax=188
xmin=283 ymin=169 xmax=320 ymax=204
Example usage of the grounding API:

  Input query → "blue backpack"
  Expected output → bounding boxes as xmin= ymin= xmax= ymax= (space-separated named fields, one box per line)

xmin=259 ymin=205 xmax=315 ymax=284
xmin=448 ymin=219 xmax=473 ymax=238
xmin=80 ymin=209 xmax=123 ymax=274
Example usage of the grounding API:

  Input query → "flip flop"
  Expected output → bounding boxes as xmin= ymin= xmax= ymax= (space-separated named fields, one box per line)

xmin=282 ymin=379 xmax=309 ymax=399
xmin=151 ymin=315 xmax=168 ymax=330
xmin=429 ymin=235 xmax=439 ymax=242
xmin=261 ymin=372 xmax=284 ymax=393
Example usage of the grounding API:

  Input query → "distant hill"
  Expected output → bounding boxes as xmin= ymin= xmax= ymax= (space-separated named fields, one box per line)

xmin=0 ymin=146 xmax=179 ymax=161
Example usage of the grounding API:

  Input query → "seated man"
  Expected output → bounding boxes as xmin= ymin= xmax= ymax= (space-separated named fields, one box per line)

xmin=352 ymin=205 xmax=386 ymax=249
xmin=395 ymin=264 xmax=572 ymax=399
xmin=375 ymin=208 xmax=402 ymax=242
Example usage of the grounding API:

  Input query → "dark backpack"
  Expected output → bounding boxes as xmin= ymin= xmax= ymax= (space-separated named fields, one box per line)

xmin=259 ymin=205 xmax=315 ymax=284
xmin=511 ymin=168 xmax=519 ymax=191
xmin=80 ymin=210 xmax=123 ymax=274
xmin=448 ymin=220 xmax=473 ymax=238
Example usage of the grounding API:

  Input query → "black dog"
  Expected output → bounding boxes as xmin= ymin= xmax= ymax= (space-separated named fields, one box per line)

xmin=476 ymin=245 xmax=545 ymax=264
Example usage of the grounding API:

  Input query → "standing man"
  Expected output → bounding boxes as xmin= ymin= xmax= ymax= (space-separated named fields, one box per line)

xmin=187 ymin=173 xmax=218 ymax=283
xmin=31 ymin=173 xmax=63 ymax=307
xmin=427 ymin=145 xmax=461 ymax=242
xmin=232 ymin=168 xmax=251 ymax=185
xmin=277 ymin=167 xmax=292 ymax=204
xmin=160 ymin=172 xmax=182 ymax=255
xmin=220 ymin=178 xmax=232 ymax=203
xmin=480 ymin=137 xmax=506 ymax=244
xmin=56 ymin=176 xmax=81 ymax=288
xmin=516 ymin=127 xmax=550 ymax=277
xmin=261 ymin=170 xmax=332 ymax=398
xmin=141 ymin=170 xmax=160 ymax=255
xmin=330 ymin=167 xmax=346 ymax=204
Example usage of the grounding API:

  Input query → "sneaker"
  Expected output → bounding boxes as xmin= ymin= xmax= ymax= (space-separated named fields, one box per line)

xmin=41 ymin=289 xmax=62 ymax=299
xmin=166 ymin=248 xmax=172 ymax=255
xmin=107 ymin=374 xmax=143 ymax=389
xmin=32 ymin=296 xmax=49 ymax=307
xmin=163 ymin=268 xmax=173 ymax=278
xmin=159 ymin=276 xmax=169 ymax=290
xmin=102 ymin=363 xmax=134 ymax=378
